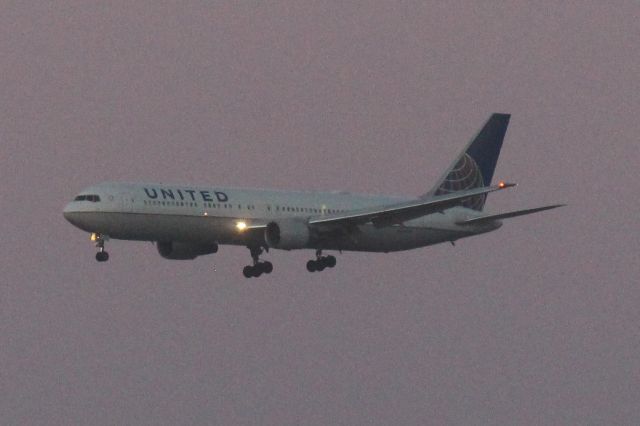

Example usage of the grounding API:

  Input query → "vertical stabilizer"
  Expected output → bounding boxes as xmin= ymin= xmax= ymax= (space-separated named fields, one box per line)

xmin=422 ymin=113 xmax=510 ymax=210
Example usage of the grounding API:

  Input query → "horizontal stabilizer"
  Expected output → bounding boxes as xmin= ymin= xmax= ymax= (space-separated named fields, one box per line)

xmin=457 ymin=204 xmax=565 ymax=225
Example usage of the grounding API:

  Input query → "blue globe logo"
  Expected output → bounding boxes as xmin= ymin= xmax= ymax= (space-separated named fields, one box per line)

xmin=435 ymin=154 xmax=485 ymax=210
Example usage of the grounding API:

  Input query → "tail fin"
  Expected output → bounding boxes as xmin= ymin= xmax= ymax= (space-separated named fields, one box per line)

xmin=422 ymin=113 xmax=510 ymax=210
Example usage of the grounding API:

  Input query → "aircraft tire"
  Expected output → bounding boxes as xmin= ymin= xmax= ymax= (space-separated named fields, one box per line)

xmin=96 ymin=251 xmax=109 ymax=262
xmin=306 ymin=260 xmax=317 ymax=272
xmin=252 ymin=266 xmax=263 ymax=278
xmin=243 ymin=265 xmax=253 ymax=278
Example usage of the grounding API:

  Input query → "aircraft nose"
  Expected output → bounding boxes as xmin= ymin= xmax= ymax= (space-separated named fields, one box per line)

xmin=63 ymin=199 xmax=98 ymax=232
xmin=63 ymin=202 xmax=78 ymax=224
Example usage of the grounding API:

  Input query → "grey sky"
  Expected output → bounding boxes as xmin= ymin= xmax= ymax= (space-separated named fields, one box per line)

xmin=2 ymin=1 xmax=639 ymax=424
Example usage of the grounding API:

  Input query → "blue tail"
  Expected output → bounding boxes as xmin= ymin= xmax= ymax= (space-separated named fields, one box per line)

xmin=422 ymin=113 xmax=510 ymax=210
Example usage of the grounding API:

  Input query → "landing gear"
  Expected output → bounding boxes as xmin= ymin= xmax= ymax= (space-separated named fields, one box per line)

xmin=243 ymin=246 xmax=273 ymax=278
xmin=91 ymin=233 xmax=110 ymax=262
xmin=306 ymin=250 xmax=336 ymax=272
xmin=243 ymin=261 xmax=273 ymax=278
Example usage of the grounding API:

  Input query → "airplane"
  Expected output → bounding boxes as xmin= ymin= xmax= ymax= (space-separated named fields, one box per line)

xmin=63 ymin=113 xmax=563 ymax=278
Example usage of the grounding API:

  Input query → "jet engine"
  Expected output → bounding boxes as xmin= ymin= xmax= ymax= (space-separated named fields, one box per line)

xmin=156 ymin=241 xmax=218 ymax=260
xmin=264 ymin=220 xmax=310 ymax=250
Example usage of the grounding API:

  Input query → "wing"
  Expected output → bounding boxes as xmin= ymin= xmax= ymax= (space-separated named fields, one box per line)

xmin=456 ymin=204 xmax=566 ymax=225
xmin=309 ymin=182 xmax=516 ymax=228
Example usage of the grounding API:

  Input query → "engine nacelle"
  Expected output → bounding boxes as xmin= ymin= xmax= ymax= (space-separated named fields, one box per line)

xmin=264 ymin=220 xmax=310 ymax=250
xmin=156 ymin=241 xmax=218 ymax=260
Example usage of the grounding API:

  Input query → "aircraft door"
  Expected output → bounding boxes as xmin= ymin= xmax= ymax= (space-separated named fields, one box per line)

xmin=120 ymin=192 xmax=135 ymax=212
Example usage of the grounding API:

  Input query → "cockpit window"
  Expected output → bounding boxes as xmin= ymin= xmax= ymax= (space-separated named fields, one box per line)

xmin=74 ymin=194 xmax=101 ymax=202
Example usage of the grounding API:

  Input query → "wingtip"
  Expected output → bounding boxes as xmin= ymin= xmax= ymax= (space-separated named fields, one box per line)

xmin=536 ymin=203 xmax=567 ymax=213
xmin=497 ymin=181 xmax=517 ymax=189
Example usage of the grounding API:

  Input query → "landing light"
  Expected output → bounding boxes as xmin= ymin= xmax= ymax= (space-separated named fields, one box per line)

xmin=236 ymin=221 xmax=247 ymax=231
xmin=498 ymin=181 xmax=506 ymax=188
xmin=90 ymin=233 xmax=98 ymax=242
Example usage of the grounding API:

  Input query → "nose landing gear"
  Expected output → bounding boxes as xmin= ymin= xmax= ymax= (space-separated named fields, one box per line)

xmin=243 ymin=246 xmax=273 ymax=278
xmin=91 ymin=233 xmax=110 ymax=262
xmin=306 ymin=250 xmax=336 ymax=272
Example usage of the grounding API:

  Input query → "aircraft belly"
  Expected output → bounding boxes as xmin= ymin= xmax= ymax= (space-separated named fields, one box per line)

xmin=67 ymin=211 xmax=476 ymax=253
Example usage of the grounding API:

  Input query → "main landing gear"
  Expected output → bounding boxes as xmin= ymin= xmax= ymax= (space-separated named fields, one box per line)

xmin=243 ymin=246 xmax=273 ymax=278
xmin=91 ymin=233 xmax=109 ymax=262
xmin=306 ymin=250 xmax=336 ymax=273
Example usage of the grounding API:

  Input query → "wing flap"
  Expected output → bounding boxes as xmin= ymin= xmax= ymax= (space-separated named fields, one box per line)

xmin=309 ymin=182 xmax=516 ymax=228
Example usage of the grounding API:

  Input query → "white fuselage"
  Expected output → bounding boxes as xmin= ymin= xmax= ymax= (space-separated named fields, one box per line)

xmin=63 ymin=182 xmax=500 ymax=253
